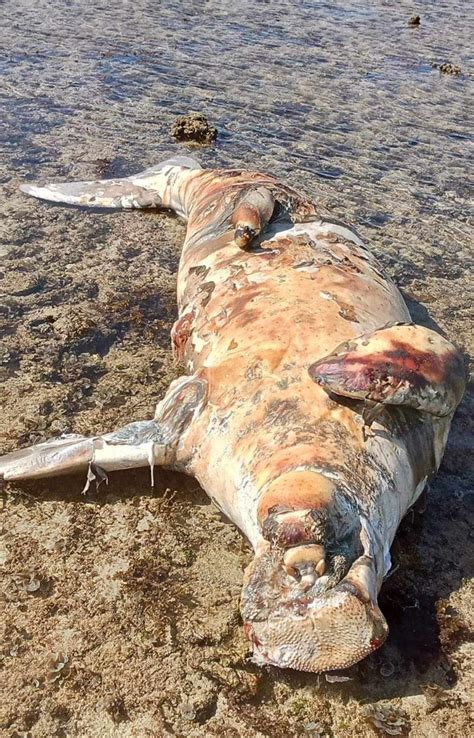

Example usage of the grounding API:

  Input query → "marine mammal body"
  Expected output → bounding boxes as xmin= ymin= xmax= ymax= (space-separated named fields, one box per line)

xmin=0 ymin=158 xmax=465 ymax=671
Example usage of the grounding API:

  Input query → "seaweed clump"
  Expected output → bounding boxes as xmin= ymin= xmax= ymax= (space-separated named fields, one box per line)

xmin=432 ymin=62 xmax=462 ymax=75
xmin=362 ymin=704 xmax=410 ymax=736
xmin=171 ymin=112 xmax=218 ymax=144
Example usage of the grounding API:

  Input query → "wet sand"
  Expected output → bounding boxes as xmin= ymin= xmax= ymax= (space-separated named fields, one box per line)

xmin=1 ymin=1 xmax=473 ymax=736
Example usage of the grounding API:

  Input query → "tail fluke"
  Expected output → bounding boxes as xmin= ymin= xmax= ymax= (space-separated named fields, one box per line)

xmin=19 ymin=156 xmax=202 ymax=210
xmin=19 ymin=180 xmax=163 ymax=209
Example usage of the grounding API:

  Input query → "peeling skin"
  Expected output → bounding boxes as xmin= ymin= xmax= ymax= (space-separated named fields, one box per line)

xmin=309 ymin=324 xmax=466 ymax=417
xmin=1 ymin=159 xmax=466 ymax=673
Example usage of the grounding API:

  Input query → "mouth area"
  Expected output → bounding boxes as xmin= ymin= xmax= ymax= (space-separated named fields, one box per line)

xmin=241 ymin=541 xmax=388 ymax=672
xmin=245 ymin=583 xmax=387 ymax=672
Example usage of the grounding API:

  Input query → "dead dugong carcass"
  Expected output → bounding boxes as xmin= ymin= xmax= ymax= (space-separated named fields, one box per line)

xmin=1 ymin=158 xmax=465 ymax=672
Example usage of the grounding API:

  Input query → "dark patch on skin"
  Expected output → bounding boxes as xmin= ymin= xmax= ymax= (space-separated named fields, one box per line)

xmin=238 ymin=419 xmax=259 ymax=438
xmin=197 ymin=280 xmax=216 ymax=307
xmin=246 ymin=360 xmax=265 ymax=381
xmin=273 ymin=427 xmax=321 ymax=447
xmin=171 ymin=311 xmax=194 ymax=362
xmin=262 ymin=508 xmax=329 ymax=548
xmin=188 ymin=264 xmax=210 ymax=278
xmin=264 ymin=398 xmax=300 ymax=428
xmin=166 ymin=168 xmax=179 ymax=189
xmin=336 ymin=301 xmax=359 ymax=322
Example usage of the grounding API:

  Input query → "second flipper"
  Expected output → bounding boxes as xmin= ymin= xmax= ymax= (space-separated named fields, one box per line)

xmin=0 ymin=422 xmax=164 ymax=488
xmin=0 ymin=375 xmax=207 ymax=487
xmin=308 ymin=323 xmax=465 ymax=418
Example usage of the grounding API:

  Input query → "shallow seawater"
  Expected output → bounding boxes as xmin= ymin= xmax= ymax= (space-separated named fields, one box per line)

xmin=1 ymin=1 xmax=473 ymax=737
xmin=1 ymin=1 xmax=473 ymax=326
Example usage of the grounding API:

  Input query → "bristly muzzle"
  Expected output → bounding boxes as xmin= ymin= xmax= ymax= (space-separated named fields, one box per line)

xmin=241 ymin=543 xmax=388 ymax=672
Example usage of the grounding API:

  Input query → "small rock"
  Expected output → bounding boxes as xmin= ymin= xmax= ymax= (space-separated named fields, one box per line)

xmin=13 ymin=573 xmax=42 ymax=594
xmin=47 ymin=653 xmax=71 ymax=683
xmin=25 ymin=576 xmax=41 ymax=593
xmin=432 ymin=62 xmax=462 ymax=75
xmin=171 ymin=112 xmax=217 ymax=144
xmin=408 ymin=15 xmax=420 ymax=27
xmin=304 ymin=721 xmax=325 ymax=736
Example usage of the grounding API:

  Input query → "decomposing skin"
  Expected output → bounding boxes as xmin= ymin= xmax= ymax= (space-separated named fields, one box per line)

xmin=0 ymin=157 xmax=465 ymax=672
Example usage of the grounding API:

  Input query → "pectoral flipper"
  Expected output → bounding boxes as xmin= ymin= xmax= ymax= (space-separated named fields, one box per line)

xmin=0 ymin=375 xmax=207 ymax=486
xmin=309 ymin=323 xmax=465 ymax=417
xmin=0 ymin=421 xmax=171 ymax=488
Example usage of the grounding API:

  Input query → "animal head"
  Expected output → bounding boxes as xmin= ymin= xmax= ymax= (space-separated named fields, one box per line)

xmin=241 ymin=536 xmax=388 ymax=672
xmin=241 ymin=472 xmax=388 ymax=672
